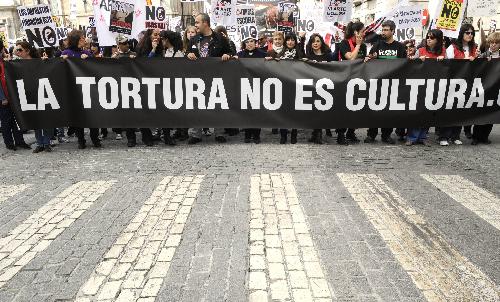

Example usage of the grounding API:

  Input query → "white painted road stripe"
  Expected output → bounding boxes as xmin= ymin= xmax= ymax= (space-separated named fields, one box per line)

xmin=76 ymin=175 xmax=204 ymax=302
xmin=338 ymin=173 xmax=500 ymax=301
xmin=0 ymin=184 xmax=30 ymax=204
xmin=249 ymin=173 xmax=333 ymax=302
xmin=0 ymin=181 xmax=115 ymax=288
xmin=422 ymin=174 xmax=500 ymax=231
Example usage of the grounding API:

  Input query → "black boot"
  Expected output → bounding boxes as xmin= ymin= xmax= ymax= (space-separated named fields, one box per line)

xmin=280 ymin=134 xmax=287 ymax=144
xmin=337 ymin=134 xmax=348 ymax=145
xmin=291 ymin=130 xmax=297 ymax=144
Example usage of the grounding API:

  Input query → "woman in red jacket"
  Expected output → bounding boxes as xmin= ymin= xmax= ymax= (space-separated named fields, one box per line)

xmin=0 ymin=42 xmax=31 ymax=151
xmin=406 ymin=29 xmax=446 ymax=146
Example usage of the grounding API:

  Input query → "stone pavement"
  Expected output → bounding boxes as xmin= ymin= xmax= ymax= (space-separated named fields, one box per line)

xmin=0 ymin=127 xmax=499 ymax=302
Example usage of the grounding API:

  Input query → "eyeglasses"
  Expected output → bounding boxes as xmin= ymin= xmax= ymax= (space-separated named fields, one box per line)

xmin=15 ymin=48 xmax=24 ymax=52
xmin=426 ymin=36 xmax=436 ymax=40
xmin=464 ymin=31 xmax=474 ymax=35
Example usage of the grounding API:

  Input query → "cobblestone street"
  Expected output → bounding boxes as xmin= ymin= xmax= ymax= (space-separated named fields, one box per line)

xmin=0 ymin=127 xmax=499 ymax=302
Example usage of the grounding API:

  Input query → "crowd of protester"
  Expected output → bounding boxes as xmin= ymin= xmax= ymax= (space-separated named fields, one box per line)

xmin=0 ymin=13 xmax=499 ymax=152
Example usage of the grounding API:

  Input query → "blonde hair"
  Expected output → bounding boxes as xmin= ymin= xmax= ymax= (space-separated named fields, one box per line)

xmin=272 ymin=31 xmax=284 ymax=40
xmin=183 ymin=25 xmax=197 ymax=52
xmin=486 ymin=32 xmax=500 ymax=44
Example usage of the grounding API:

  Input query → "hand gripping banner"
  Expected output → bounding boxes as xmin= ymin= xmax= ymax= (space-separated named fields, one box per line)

xmin=4 ymin=58 xmax=500 ymax=129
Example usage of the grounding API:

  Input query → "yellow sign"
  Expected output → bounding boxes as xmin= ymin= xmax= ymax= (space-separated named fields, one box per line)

xmin=436 ymin=0 xmax=464 ymax=31
xmin=0 ymin=32 xmax=7 ymax=49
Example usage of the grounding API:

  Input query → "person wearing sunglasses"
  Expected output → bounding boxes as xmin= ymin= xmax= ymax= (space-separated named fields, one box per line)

xmin=0 ymin=40 xmax=31 ymax=151
xmin=439 ymin=24 xmax=478 ymax=146
xmin=406 ymin=29 xmax=446 ymax=146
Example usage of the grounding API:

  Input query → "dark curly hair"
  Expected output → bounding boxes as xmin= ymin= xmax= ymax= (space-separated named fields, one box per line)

xmin=306 ymin=33 xmax=331 ymax=57
xmin=161 ymin=30 xmax=183 ymax=54
xmin=66 ymin=29 xmax=85 ymax=51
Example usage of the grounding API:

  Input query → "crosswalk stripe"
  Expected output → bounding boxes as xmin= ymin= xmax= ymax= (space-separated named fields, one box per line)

xmin=0 ymin=181 xmax=115 ymax=288
xmin=248 ymin=173 xmax=333 ymax=302
xmin=75 ymin=175 xmax=205 ymax=302
xmin=337 ymin=173 xmax=500 ymax=301
xmin=421 ymin=174 xmax=500 ymax=231
xmin=0 ymin=184 xmax=30 ymax=204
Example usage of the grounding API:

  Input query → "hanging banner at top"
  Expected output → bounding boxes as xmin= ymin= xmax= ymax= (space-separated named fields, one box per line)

xmin=17 ymin=5 xmax=58 ymax=48
xmin=323 ymin=0 xmax=353 ymax=22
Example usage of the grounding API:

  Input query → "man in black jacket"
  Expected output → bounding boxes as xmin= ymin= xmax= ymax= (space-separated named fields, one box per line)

xmin=186 ymin=13 xmax=233 ymax=144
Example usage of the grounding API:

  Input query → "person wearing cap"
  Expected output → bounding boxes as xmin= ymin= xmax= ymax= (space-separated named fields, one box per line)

xmin=235 ymin=36 xmax=266 ymax=144
xmin=112 ymin=35 xmax=136 ymax=58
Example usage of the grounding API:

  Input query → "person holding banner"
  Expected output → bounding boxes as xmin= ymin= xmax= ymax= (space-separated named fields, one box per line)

xmin=472 ymin=32 xmax=500 ymax=145
xmin=364 ymin=20 xmax=407 ymax=145
xmin=278 ymin=32 xmax=306 ymax=144
xmin=186 ymin=13 xmax=233 ymax=145
xmin=336 ymin=21 xmax=366 ymax=145
xmin=235 ymin=37 xmax=266 ymax=144
xmin=182 ymin=26 xmax=197 ymax=53
xmin=444 ymin=24 xmax=479 ymax=144
xmin=0 ymin=42 xmax=31 ymax=151
xmin=124 ymin=29 xmax=162 ymax=147
xmin=306 ymin=33 xmax=332 ymax=145
xmin=265 ymin=31 xmax=285 ymax=60
xmin=435 ymin=24 xmax=478 ymax=147
xmin=406 ymin=29 xmax=446 ymax=147
xmin=61 ymin=30 xmax=100 ymax=149
xmin=161 ymin=30 xmax=185 ymax=146
xmin=14 ymin=42 xmax=53 ymax=153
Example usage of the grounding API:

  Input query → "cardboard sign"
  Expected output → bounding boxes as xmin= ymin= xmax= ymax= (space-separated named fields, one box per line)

xmin=17 ymin=5 xmax=58 ymax=48
xmin=93 ymin=0 xmax=117 ymax=47
xmin=393 ymin=5 xmax=422 ymax=30
xmin=109 ymin=0 xmax=135 ymax=35
xmin=433 ymin=0 xmax=467 ymax=38
xmin=323 ymin=0 xmax=352 ymax=22
xmin=277 ymin=2 xmax=296 ymax=34
xmin=145 ymin=6 xmax=168 ymax=30
xmin=236 ymin=5 xmax=256 ymax=26
xmin=212 ymin=0 xmax=237 ymax=26
xmin=0 ymin=31 xmax=8 ymax=49
xmin=240 ymin=24 xmax=258 ymax=41
xmin=467 ymin=0 xmax=498 ymax=17
xmin=56 ymin=27 xmax=69 ymax=41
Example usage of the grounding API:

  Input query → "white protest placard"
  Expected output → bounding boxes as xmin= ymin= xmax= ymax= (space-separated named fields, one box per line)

xmin=169 ymin=16 xmax=182 ymax=32
xmin=55 ymin=27 xmax=69 ymax=41
xmin=393 ymin=5 xmax=422 ymax=30
xmin=109 ymin=0 xmax=135 ymax=35
xmin=144 ymin=5 xmax=168 ymax=30
xmin=323 ymin=0 xmax=352 ymax=22
xmin=240 ymin=24 xmax=258 ymax=41
xmin=212 ymin=0 xmax=237 ymax=26
xmin=467 ymin=0 xmax=499 ymax=17
xmin=236 ymin=4 xmax=256 ymax=27
xmin=17 ymin=5 xmax=58 ymax=48
xmin=93 ymin=0 xmax=117 ymax=47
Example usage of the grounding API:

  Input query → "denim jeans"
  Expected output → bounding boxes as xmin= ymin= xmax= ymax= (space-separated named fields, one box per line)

xmin=35 ymin=129 xmax=53 ymax=147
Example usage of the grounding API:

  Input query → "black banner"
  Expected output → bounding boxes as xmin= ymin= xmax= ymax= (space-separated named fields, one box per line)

xmin=4 ymin=58 xmax=500 ymax=129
